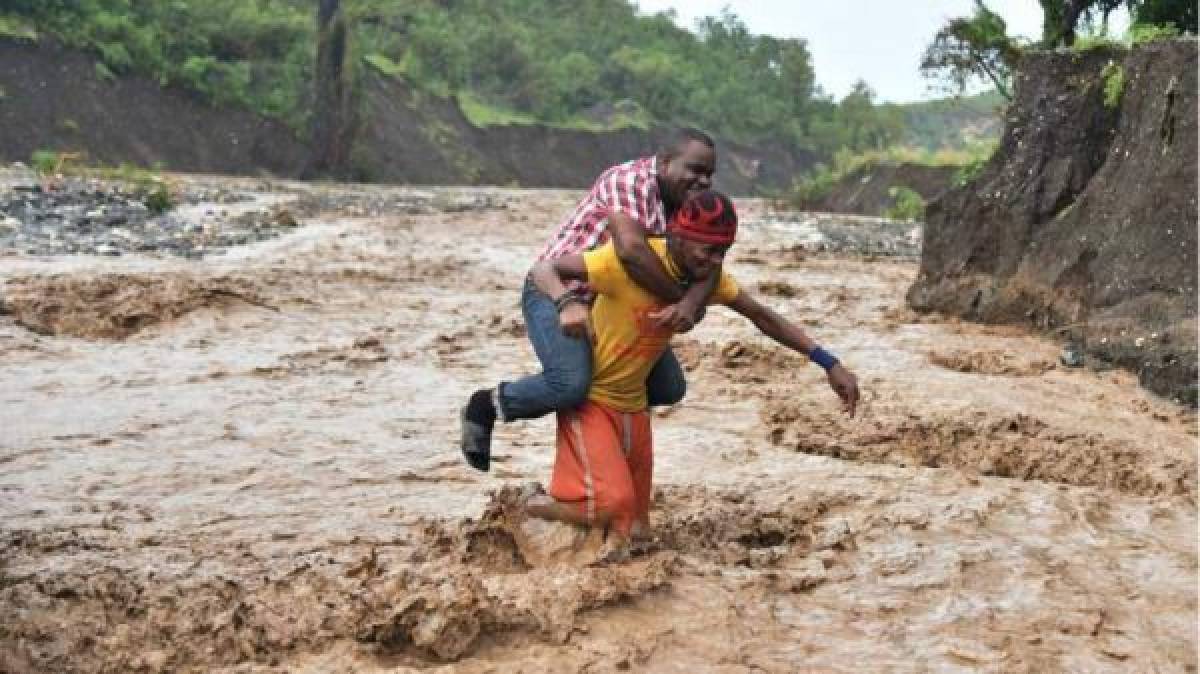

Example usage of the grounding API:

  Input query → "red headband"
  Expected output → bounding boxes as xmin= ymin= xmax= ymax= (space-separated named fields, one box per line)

xmin=669 ymin=190 xmax=737 ymax=245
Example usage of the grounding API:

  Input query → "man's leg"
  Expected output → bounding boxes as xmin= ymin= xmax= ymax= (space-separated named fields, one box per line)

xmin=461 ymin=278 xmax=591 ymax=471
xmin=500 ymin=279 xmax=593 ymax=419
xmin=528 ymin=403 xmax=638 ymax=542
xmin=621 ymin=411 xmax=654 ymax=541
xmin=646 ymin=347 xmax=687 ymax=407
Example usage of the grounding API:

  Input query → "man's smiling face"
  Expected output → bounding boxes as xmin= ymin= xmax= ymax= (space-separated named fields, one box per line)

xmin=660 ymin=139 xmax=716 ymax=207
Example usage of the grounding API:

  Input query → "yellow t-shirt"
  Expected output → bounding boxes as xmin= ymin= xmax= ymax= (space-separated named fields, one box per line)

xmin=582 ymin=239 xmax=739 ymax=412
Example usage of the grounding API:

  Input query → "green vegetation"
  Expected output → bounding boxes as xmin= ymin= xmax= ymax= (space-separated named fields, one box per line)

xmin=921 ymin=1 xmax=1021 ymax=100
xmin=456 ymin=93 xmax=548 ymax=128
xmin=1133 ymin=0 xmax=1197 ymax=34
xmin=8 ymin=1 xmax=312 ymax=128
xmin=896 ymin=91 xmax=1005 ymax=150
xmin=93 ymin=61 xmax=115 ymax=81
xmin=952 ymin=144 xmax=997 ymax=187
xmin=1101 ymin=61 xmax=1126 ymax=108
xmin=362 ymin=53 xmax=403 ymax=78
xmin=789 ymin=166 xmax=840 ymax=205
xmin=0 ymin=14 xmax=37 ymax=40
xmin=457 ymin=92 xmax=650 ymax=131
xmin=1129 ymin=21 xmax=1181 ymax=44
xmin=30 ymin=150 xmax=59 ymax=174
xmin=29 ymin=150 xmax=176 ymax=213
xmin=923 ymin=0 xmax=1193 ymax=100
xmin=18 ymin=0 xmax=1184 ymax=181
xmin=885 ymin=187 xmax=926 ymax=221
xmin=790 ymin=140 xmax=997 ymax=206
xmin=140 ymin=179 xmax=174 ymax=214
xmin=6 ymin=1 xmax=917 ymax=157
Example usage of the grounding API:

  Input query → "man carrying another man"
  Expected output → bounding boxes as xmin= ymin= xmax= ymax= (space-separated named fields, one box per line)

xmin=461 ymin=128 xmax=722 ymax=469
xmin=494 ymin=188 xmax=861 ymax=557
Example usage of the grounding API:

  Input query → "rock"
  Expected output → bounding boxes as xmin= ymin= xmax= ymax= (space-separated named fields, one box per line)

xmin=272 ymin=208 xmax=298 ymax=228
xmin=1060 ymin=342 xmax=1085 ymax=367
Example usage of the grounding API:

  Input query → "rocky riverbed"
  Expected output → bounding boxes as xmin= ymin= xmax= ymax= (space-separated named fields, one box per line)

xmin=0 ymin=165 xmax=504 ymax=258
xmin=1 ymin=174 xmax=1195 ymax=673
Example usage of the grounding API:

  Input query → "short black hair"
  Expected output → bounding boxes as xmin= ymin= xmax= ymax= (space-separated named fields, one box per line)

xmin=660 ymin=126 xmax=715 ymax=159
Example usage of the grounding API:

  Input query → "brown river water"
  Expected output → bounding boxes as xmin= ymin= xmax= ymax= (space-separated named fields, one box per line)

xmin=1 ymin=179 xmax=1195 ymax=672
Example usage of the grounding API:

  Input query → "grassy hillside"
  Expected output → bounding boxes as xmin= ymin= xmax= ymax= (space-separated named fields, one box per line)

xmin=896 ymin=91 xmax=1006 ymax=150
xmin=3 ymin=1 xmax=1002 ymax=173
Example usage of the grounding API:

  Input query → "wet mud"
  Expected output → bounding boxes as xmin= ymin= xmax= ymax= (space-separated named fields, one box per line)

xmin=927 ymin=349 xmax=1055 ymax=377
xmin=0 ymin=180 xmax=1195 ymax=672
xmin=2 ymin=273 xmax=273 ymax=339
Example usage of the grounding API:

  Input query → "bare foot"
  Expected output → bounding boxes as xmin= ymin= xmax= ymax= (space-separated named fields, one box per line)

xmin=593 ymin=535 xmax=631 ymax=565
xmin=630 ymin=519 xmax=654 ymax=542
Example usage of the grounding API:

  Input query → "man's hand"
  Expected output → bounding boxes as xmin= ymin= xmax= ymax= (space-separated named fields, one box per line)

xmin=654 ymin=266 xmax=720 ymax=332
xmin=559 ymin=302 xmax=593 ymax=342
xmin=648 ymin=302 xmax=703 ymax=332
xmin=826 ymin=363 xmax=859 ymax=417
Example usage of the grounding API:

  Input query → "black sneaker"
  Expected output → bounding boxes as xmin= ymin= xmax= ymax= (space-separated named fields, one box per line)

xmin=460 ymin=389 xmax=496 ymax=471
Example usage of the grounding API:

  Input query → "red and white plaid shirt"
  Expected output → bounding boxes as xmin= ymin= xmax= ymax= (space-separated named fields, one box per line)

xmin=537 ymin=156 xmax=667 ymax=262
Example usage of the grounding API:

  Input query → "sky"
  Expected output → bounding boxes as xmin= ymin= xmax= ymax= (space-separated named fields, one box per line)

xmin=632 ymin=1 xmax=1130 ymax=103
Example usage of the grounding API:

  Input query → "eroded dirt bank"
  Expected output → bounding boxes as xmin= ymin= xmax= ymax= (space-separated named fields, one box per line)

xmin=910 ymin=39 xmax=1198 ymax=403
xmin=792 ymin=162 xmax=958 ymax=217
xmin=1 ymin=180 xmax=1195 ymax=672
xmin=0 ymin=38 xmax=809 ymax=194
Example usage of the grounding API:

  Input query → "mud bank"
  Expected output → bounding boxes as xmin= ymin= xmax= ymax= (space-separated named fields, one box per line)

xmin=0 ymin=39 xmax=307 ymax=176
xmin=795 ymin=162 xmax=959 ymax=217
xmin=909 ymin=39 xmax=1198 ymax=403
xmin=0 ymin=181 xmax=1195 ymax=672
xmin=0 ymin=38 xmax=810 ymax=194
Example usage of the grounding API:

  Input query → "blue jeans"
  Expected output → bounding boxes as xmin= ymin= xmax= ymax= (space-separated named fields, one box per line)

xmin=496 ymin=278 xmax=687 ymax=421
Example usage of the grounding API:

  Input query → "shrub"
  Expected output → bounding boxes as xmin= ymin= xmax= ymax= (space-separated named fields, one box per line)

xmin=950 ymin=139 xmax=997 ymax=187
xmin=0 ymin=14 xmax=37 ymax=40
xmin=94 ymin=61 xmax=115 ymax=81
xmin=790 ymin=164 xmax=839 ymax=205
xmin=363 ymin=53 xmax=404 ymax=78
xmin=1129 ymin=22 xmax=1180 ymax=45
xmin=30 ymin=150 xmax=59 ymax=174
xmin=96 ymin=41 xmax=133 ymax=73
xmin=885 ymin=186 xmax=926 ymax=221
xmin=141 ymin=180 xmax=173 ymax=214
xmin=1073 ymin=34 xmax=1123 ymax=51
xmin=1101 ymin=61 xmax=1125 ymax=109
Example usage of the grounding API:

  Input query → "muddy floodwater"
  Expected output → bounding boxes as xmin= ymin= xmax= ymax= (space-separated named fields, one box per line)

xmin=1 ymin=178 xmax=1196 ymax=673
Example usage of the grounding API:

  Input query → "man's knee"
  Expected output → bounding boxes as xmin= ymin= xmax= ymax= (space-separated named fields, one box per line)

xmin=658 ymin=376 xmax=687 ymax=406
xmin=648 ymin=371 xmax=686 ymax=407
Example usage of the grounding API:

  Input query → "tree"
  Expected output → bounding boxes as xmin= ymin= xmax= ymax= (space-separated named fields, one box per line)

xmin=305 ymin=0 xmax=352 ymax=177
xmin=1039 ymin=0 xmax=1130 ymax=46
xmin=921 ymin=0 xmax=1021 ymax=100
xmin=1135 ymin=0 xmax=1197 ymax=33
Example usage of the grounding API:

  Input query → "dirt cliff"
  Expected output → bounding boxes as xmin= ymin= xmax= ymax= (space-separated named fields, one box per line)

xmin=0 ymin=38 xmax=310 ymax=175
xmin=799 ymin=161 xmax=958 ymax=216
xmin=0 ymin=38 xmax=812 ymax=194
xmin=908 ymin=40 xmax=1198 ymax=403
xmin=305 ymin=69 xmax=815 ymax=194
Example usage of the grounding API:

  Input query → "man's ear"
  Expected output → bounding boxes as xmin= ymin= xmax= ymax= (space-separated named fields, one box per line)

xmin=657 ymin=149 xmax=674 ymax=171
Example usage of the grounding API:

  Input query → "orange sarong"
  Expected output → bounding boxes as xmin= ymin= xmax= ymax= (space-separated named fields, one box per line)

xmin=550 ymin=401 xmax=652 ymax=536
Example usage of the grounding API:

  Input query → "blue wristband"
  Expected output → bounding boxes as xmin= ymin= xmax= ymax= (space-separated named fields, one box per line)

xmin=808 ymin=346 xmax=839 ymax=371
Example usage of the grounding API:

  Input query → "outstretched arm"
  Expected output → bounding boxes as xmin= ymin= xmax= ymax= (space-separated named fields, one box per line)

xmin=530 ymin=256 xmax=593 ymax=341
xmin=727 ymin=290 xmax=860 ymax=416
